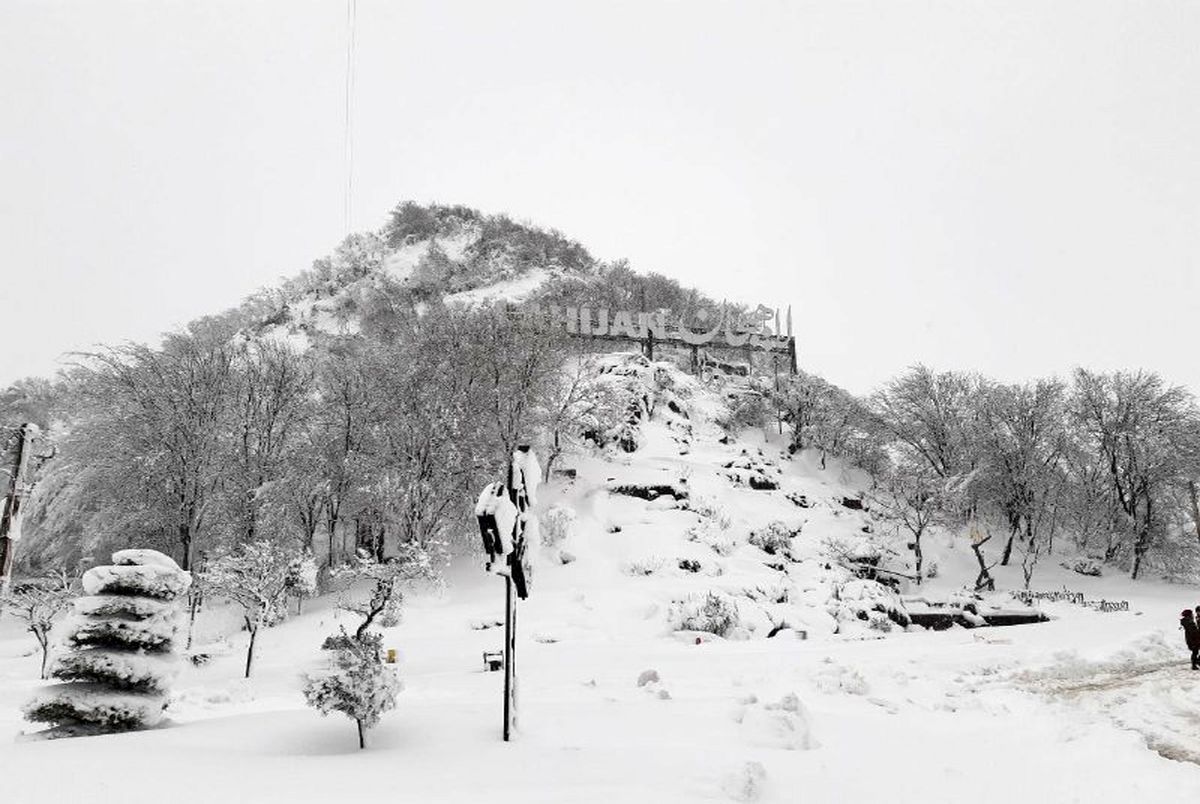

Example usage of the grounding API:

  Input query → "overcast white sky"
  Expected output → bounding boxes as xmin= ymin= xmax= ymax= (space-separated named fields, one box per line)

xmin=1 ymin=1 xmax=1197 ymax=395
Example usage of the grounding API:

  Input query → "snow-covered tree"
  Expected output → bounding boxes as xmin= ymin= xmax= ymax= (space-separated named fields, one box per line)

xmin=201 ymin=540 xmax=300 ymax=677
xmin=539 ymin=354 xmax=625 ymax=480
xmin=285 ymin=550 xmax=320 ymax=614
xmin=24 ymin=549 xmax=191 ymax=737
xmin=975 ymin=379 xmax=1070 ymax=569
xmin=227 ymin=340 xmax=313 ymax=545
xmin=873 ymin=366 xmax=985 ymax=480
xmin=303 ymin=630 xmax=400 ymax=749
xmin=302 ymin=544 xmax=434 ymax=749
xmin=868 ymin=460 xmax=949 ymax=584
xmin=0 ymin=570 xmax=76 ymax=678
xmin=332 ymin=542 xmax=438 ymax=639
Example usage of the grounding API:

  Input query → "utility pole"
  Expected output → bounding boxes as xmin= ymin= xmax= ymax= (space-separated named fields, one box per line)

xmin=0 ymin=423 xmax=37 ymax=602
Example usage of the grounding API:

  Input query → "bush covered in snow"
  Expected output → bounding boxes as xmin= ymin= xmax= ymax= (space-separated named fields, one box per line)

xmin=748 ymin=521 xmax=801 ymax=556
xmin=24 ymin=549 xmax=190 ymax=737
xmin=669 ymin=591 xmax=740 ymax=637
xmin=686 ymin=520 xmax=737 ymax=556
xmin=827 ymin=579 xmax=909 ymax=634
xmin=303 ymin=630 xmax=401 ymax=749
xmin=624 ymin=556 xmax=665 ymax=576
xmin=540 ymin=505 xmax=576 ymax=547
xmin=683 ymin=495 xmax=732 ymax=531
xmin=1062 ymin=557 xmax=1103 ymax=577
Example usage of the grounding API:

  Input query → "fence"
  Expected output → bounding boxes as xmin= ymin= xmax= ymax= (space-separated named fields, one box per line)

xmin=1012 ymin=588 xmax=1129 ymax=613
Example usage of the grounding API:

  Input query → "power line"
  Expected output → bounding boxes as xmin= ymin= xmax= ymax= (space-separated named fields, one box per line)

xmin=343 ymin=0 xmax=357 ymax=235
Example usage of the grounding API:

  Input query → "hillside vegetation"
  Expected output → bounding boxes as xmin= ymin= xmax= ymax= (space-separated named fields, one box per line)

xmin=1 ymin=201 xmax=1198 ymax=593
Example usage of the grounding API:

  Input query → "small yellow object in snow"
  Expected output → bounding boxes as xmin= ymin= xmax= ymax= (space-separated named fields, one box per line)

xmin=386 ymin=648 xmax=397 ymax=664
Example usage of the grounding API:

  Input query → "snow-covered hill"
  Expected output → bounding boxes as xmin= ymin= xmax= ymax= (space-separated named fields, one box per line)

xmin=3 ymin=349 xmax=1199 ymax=802
xmin=243 ymin=205 xmax=596 ymax=351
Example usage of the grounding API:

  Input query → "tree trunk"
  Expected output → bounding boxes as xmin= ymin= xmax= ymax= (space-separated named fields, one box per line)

xmin=244 ymin=619 xmax=258 ymax=678
xmin=1189 ymin=481 xmax=1200 ymax=548
xmin=1131 ymin=498 xmax=1152 ymax=580
xmin=971 ymin=537 xmax=995 ymax=592
xmin=912 ymin=530 xmax=923 ymax=585
xmin=544 ymin=431 xmax=561 ymax=482
xmin=179 ymin=523 xmax=192 ymax=571
xmin=1000 ymin=522 xmax=1018 ymax=566
xmin=186 ymin=588 xmax=201 ymax=650
xmin=37 ymin=633 xmax=49 ymax=679
xmin=357 ymin=719 xmax=366 ymax=749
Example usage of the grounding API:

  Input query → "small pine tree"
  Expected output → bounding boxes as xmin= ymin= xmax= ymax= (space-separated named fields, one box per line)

xmin=303 ymin=630 xmax=400 ymax=749
xmin=23 ymin=549 xmax=191 ymax=737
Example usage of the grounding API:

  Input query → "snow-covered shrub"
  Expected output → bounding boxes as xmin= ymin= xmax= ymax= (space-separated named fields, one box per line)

xmin=742 ymin=585 xmax=790 ymax=604
xmin=821 ymin=533 xmax=889 ymax=582
xmin=303 ymin=630 xmax=400 ymax=749
xmin=684 ymin=495 xmax=732 ymax=530
xmin=1061 ymin=557 xmax=1102 ymax=577
xmin=0 ymin=571 xmax=76 ymax=678
xmin=624 ymin=556 xmax=665 ymax=576
xmin=24 ymin=549 xmax=190 ymax=737
xmin=686 ymin=520 xmax=738 ymax=556
xmin=285 ymin=550 xmax=320 ymax=614
xmin=718 ymin=388 xmax=771 ymax=433
xmin=827 ymin=579 xmax=909 ymax=634
xmin=748 ymin=521 xmax=801 ymax=556
xmin=541 ymin=505 xmax=576 ymax=547
xmin=669 ymin=592 xmax=740 ymax=637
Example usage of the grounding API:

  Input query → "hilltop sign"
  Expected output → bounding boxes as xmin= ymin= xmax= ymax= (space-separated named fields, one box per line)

xmin=517 ymin=303 xmax=797 ymax=371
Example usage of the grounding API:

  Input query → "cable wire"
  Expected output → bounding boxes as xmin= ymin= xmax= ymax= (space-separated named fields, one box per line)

xmin=343 ymin=0 xmax=357 ymax=235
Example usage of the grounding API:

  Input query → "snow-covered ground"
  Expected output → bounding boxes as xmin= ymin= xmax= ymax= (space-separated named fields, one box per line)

xmin=3 ymin=355 xmax=1199 ymax=803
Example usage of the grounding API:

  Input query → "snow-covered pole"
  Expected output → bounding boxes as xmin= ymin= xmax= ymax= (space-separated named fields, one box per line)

xmin=475 ymin=445 xmax=539 ymax=742
xmin=502 ymin=561 xmax=516 ymax=742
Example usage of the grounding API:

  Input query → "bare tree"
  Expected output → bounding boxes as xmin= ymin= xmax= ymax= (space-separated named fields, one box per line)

xmin=1073 ymin=369 xmax=1199 ymax=578
xmin=869 ymin=460 xmax=946 ymax=584
xmin=202 ymin=540 xmax=300 ymax=677
xmin=228 ymin=340 xmax=313 ymax=545
xmin=873 ymin=365 xmax=984 ymax=480
xmin=0 ymin=570 xmax=76 ymax=678
xmin=43 ymin=328 xmax=237 ymax=570
xmin=539 ymin=353 xmax=624 ymax=481
xmin=977 ymin=379 xmax=1070 ymax=566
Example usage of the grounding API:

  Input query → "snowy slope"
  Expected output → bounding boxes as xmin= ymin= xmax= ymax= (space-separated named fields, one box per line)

xmin=2 ymin=353 xmax=1199 ymax=802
